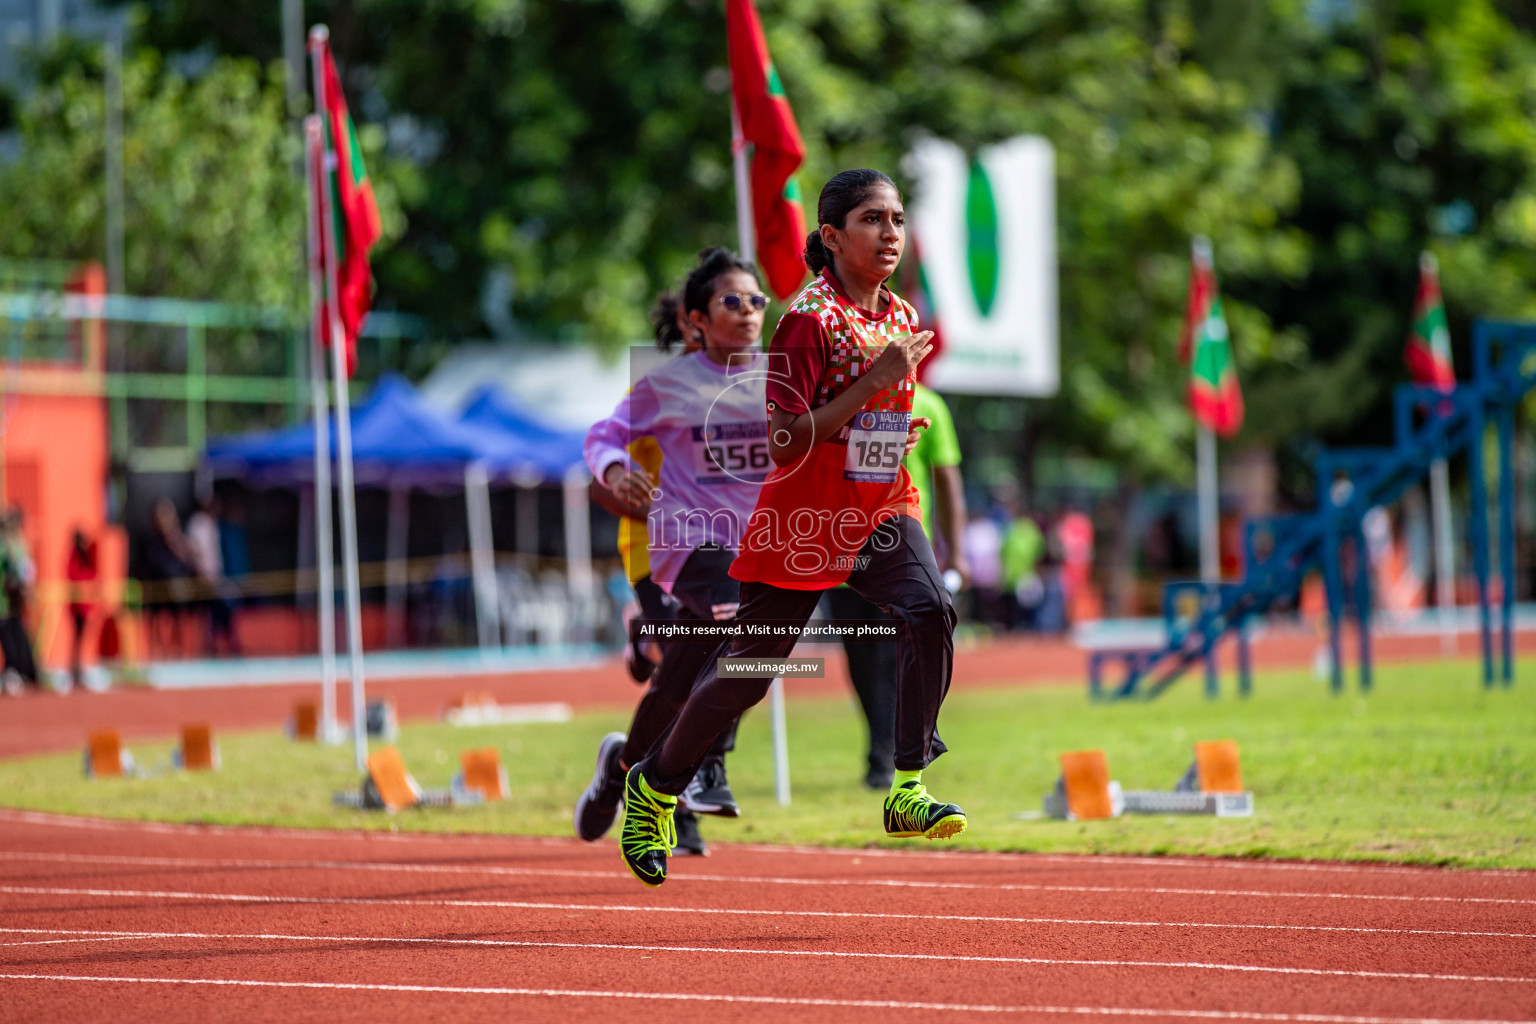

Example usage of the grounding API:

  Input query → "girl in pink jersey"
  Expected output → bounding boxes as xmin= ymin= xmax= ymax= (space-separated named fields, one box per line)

xmin=574 ymin=247 xmax=772 ymax=855
xmin=618 ymin=170 xmax=966 ymax=887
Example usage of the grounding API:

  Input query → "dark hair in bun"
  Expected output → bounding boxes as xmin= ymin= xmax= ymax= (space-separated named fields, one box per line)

xmin=802 ymin=169 xmax=900 ymax=275
xmin=650 ymin=291 xmax=688 ymax=350
xmin=649 ymin=246 xmax=760 ymax=351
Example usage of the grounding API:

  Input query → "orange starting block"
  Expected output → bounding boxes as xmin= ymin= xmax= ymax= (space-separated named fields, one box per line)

xmin=177 ymin=724 xmax=219 ymax=771
xmin=1123 ymin=739 xmax=1254 ymax=817
xmin=456 ymin=747 xmax=509 ymax=801
xmin=446 ymin=691 xmax=497 ymax=715
xmin=84 ymin=730 xmax=126 ymax=778
xmin=1043 ymin=749 xmax=1124 ymax=820
xmin=289 ymin=701 xmax=319 ymax=742
xmin=335 ymin=746 xmax=483 ymax=812
xmin=1043 ymin=742 xmax=1253 ymax=819
xmin=363 ymin=746 xmax=422 ymax=811
xmin=1189 ymin=739 xmax=1244 ymax=794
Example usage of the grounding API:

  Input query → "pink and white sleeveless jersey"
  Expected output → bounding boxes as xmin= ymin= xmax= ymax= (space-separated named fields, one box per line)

xmin=584 ymin=349 xmax=769 ymax=590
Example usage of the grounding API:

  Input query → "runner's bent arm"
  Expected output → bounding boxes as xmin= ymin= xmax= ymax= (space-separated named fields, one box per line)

xmin=767 ymin=329 xmax=934 ymax=467
xmin=585 ymin=381 xmax=660 ymax=508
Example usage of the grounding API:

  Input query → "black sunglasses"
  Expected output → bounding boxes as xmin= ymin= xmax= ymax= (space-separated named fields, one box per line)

xmin=717 ymin=291 xmax=769 ymax=312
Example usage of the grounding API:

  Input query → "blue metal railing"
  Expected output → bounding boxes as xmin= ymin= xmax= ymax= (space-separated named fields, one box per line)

xmin=1089 ymin=318 xmax=1534 ymax=699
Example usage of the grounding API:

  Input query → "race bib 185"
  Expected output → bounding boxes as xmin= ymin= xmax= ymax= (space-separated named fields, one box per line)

xmin=692 ymin=421 xmax=771 ymax=484
xmin=844 ymin=410 xmax=910 ymax=483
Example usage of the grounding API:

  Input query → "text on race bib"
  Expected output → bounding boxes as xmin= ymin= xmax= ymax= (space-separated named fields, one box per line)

xmin=692 ymin=421 xmax=771 ymax=484
xmin=844 ymin=410 xmax=910 ymax=484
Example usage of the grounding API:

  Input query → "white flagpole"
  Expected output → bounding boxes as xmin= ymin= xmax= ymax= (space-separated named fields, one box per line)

xmin=731 ymin=101 xmax=755 ymax=262
xmin=303 ymin=115 xmax=340 ymax=742
xmin=1197 ymin=425 xmax=1220 ymax=584
xmin=1421 ymin=253 xmax=1457 ymax=655
xmin=1430 ymin=457 xmax=1456 ymax=654
xmin=1192 ymin=236 xmax=1220 ymax=585
xmin=310 ymin=25 xmax=369 ymax=771
xmin=561 ymin=465 xmax=595 ymax=643
xmin=465 ymin=461 xmax=500 ymax=649
xmin=733 ymin=91 xmax=788 ymax=804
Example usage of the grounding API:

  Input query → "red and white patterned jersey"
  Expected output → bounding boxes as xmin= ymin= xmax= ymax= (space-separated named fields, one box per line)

xmin=733 ymin=269 xmax=922 ymax=590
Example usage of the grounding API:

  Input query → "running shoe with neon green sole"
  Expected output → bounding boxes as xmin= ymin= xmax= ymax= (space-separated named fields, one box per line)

xmin=620 ymin=766 xmax=677 ymax=887
xmin=883 ymin=779 xmax=968 ymax=839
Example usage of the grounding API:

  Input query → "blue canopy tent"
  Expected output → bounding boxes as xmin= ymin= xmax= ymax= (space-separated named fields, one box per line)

xmin=456 ymin=384 xmax=587 ymax=482
xmin=203 ymin=374 xmax=594 ymax=649
xmin=206 ymin=374 xmax=500 ymax=485
xmin=206 ymin=375 xmax=588 ymax=483
xmin=451 ymin=385 xmax=594 ymax=649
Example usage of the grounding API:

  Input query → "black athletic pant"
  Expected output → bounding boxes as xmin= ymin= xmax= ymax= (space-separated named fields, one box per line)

xmin=824 ymin=587 xmax=898 ymax=778
xmin=619 ymin=545 xmax=741 ymax=770
xmin=643 ymin=515 xmax=953 ymax=795
xmin=0 ymin=616 xmax=37 ymax=684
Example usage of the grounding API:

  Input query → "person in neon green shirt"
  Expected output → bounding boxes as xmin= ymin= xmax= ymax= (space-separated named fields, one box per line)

xmin=1000 ymin=512 xmax=1044 ymax=630
xmin=906 ymin=383 xmax=968 ymax=583
xmin=826 ymin=382 xmax=969 ymax=788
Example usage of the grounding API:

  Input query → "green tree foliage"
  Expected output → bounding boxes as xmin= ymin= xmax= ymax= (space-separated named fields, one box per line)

xmin=54 ymin=0 xmax=1536 ymax=481
xmin=104 ymin=0 xmax=755 ymax=344
xmin=1240 ymin=0 xmax=1536 ymax=456
xmin=0 ymin=48 xmax=306 ymax=308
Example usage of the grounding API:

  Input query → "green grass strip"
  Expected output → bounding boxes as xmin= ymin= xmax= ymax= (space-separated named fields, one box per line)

xmin=0 ymin=657 xmax=1530 ymax=869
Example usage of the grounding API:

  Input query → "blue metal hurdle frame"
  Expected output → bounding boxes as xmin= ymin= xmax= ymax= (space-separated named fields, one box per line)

xmin=1089 ymin=318 xmax=1533 ymax=700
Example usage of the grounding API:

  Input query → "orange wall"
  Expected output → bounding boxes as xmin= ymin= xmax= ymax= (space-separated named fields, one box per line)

xmin=1 ymin=384 xmax=117 ymax=671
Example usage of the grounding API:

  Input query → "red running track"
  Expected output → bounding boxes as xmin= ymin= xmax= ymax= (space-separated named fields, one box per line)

xmin=0 ymin=809 xmax=1533 ymax=1023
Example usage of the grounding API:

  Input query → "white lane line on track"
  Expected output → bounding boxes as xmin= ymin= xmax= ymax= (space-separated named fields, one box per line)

xmin=0 ymin=973 xmax=1531 ymax=1022
xmin=0 ymin=851 xmax=1526 ymax=906
xmin=736 ymin=844 xmax=1534 ymax=878
xmin=0 ymin=808 xmax=1524 ymax=879
xmin=0 ymin=927 xmax=1528 ymax=985
xmin=3 ymin=885 xmax=1532 ymax=941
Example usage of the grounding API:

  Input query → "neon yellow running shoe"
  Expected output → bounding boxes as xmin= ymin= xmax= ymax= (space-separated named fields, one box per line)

xmin=884 ymin=779 xmax=968 ymax=839
xmin=620 ymin=766 xmax=677 ymax=887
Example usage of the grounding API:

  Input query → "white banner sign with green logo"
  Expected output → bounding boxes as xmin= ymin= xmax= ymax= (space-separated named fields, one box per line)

xmin=906 ymin=135 xmax=1058 ymax=397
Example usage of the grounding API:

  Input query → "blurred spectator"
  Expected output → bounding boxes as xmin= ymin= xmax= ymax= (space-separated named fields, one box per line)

xmin=218 ymin=492 xmax=254 ymax=608
xmin=1054 ymin=505 xmax=1096 ymax=623
xmin=143 ymin=498 xmax=193 ymax=656
xmin=1145 ymin=508 xmax=1189 ymax=574
xmin=66 ymin=528 xmax=99 ymax=687
xmin=0 ymin=508 xmax=38 ymax=692
xmin=1035 ymin=517 xmax=1067 ymax=634
xmin=1220 ymin=510 xmax=1245 ymax=580
xmin=186 ymin=495 xmax=240 ymax=656
xmin=1000 ymin=509 xmax=1044 ymax=631
xmin=962 ymin=509 xmax=1003 ymax=626
xmin=905 ymin=383 xmax=969 ymax=587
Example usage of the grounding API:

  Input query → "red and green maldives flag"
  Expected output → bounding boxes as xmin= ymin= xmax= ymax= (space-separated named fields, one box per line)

xmin=726 ymin=0 xmax=807 ymax=300
xmin=309 ymin=28 xmax=382 ymax=377
xmin=1180 ymin=236 xmax=1244 ymax=437
xmin=1405 ymin=251 xmax=1454 ymax=391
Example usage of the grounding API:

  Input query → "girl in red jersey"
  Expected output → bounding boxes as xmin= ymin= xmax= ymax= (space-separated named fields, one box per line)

xmin=618 ymin=170 xmax=966 ymax=887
